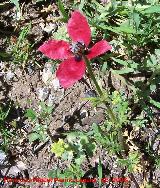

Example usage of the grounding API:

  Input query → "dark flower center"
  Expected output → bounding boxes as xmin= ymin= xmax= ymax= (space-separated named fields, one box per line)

xmin=70 ymin=41 xmax=89 ymax=62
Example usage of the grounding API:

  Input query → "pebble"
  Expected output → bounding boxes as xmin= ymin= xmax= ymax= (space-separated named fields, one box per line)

xmin=41 ymin=63 xmax=60 ymax=90
xmin=16 ymin=161 xmax=27 ymax=171
xmin=84 ymin=90 xmax=97 ymax=98
xmin=40 ymin=22 xmax=57 ymax=33
xmin=50 ymin=77 xmax=60 ymax=90
xmin=5 ymin=70 xmax=15 ymax=81
xmin=0 ymin=150 xmax=6 ymax=164
xmin=47 ymin=94 xmax=55 ymax=106
xmin=1 ymin=161 xmax=27 ymax=177
xmin=27 ymin=63 xmax=34 ymax=75
xmin=1 ymin=166 xmax=21 ymax=176
xmin=41 ymin=63 xmax=53 ymax=85
xmin=37 ymin=87 xmax=50 ymax=101
xmin=80 ymin=109 xmax=88 ymax=119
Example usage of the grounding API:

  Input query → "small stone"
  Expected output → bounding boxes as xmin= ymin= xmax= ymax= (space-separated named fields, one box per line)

xmin=153 ymin=138 xmax=159 ymax=152
xmin=0 ymin=62 xmax=5 ymax=71
xmin=15 ymin=68 xmax=23 ymax=78
xmin=37 ymin=87 xmax=50 ymax=101
xmin=84 ymin=90 xmax=97 ymax=98
xmin=5 ymin=70 xmax=14 ymax=81
xmin=27 ymin=64 xmax=34 ymax=75
xmin=50 ymin=77 xmax=60 ymax=90
xmin=64 ymin=115 xmax=72 ymax=123
xmin=47 ymin=94 xmax=55 ymax=106
xmin=2 ymin=166 xmax=20 ymax=176
xmin=16 ymin=161 xmax=27 ymax=170
xmin=40 ymin=22 xmax=56 ymax=33
xmin=41 ymin=63 xmax=53 ymax=85
xmin=0 ymin=150 xmax=6 ymax=164
xmin=41 ymin=63 xmax=61 ymax=90
xmin=80 ymin=109 xmax=88 ymax=119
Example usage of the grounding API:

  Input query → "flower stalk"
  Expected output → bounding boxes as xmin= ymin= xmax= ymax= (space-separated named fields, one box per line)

xmin=83 ymin=55 xmax=126 ymax=158
xmin=83 ymin=55 xmax=117 ymax=123
xmin=83 ymin=55 xmax=103 ymax=96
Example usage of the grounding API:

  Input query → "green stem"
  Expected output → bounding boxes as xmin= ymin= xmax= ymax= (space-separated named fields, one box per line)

xmin=83 ymin=55 xmax=117 ymax=123
xmin=83 ymin=55 xmax=103 ymax=96
xmin=83 ymin=55 xmax=126 ymax=157
xmin=57 ymin=0 xmax=69 ymax=22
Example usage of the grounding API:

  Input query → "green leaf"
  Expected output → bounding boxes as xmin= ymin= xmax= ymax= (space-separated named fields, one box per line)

xmin=155 ymin=49 xmax=160 ymax=58
xmin=0 ymin=105 xmax=10 ymax=121
xmin=92 ymin=123 xmax=101 ymax=137
xmin=83 ymin=141 xmax=96 ymax=157
xmin=25 ymin=109 xmax=37 ymax=121
xmin=79 ymin=0 xmax=85 ymax=11
xmin=100 ymin=25 xmax=137 ymax=34
xmin=28 ymin=132 xmax=40 ymax=142
xmin=113 ymin=68 xmax=135 ymax=74
xmin=117 ymin=25 xmax=137 ymax=34
xmin=98 ymin=160 xmax=102 ymax=187
xmin=34 ymin=0 xmax=44 ymax=2
xmin=133 ymin=12 xmax=140 ymax=30
xmin=75 ymin=154 xmax=85 ymax=165
xmin=150 ymin=99 xmax=160 ymax=108
xmin=135 ymin=5 xmax=150 ymax=12
xmin=48 ymin=168 xmax=61 ymax=178
xmin=0 ymin=52 xmax=11 ymax=58
xmin=101 ymin=62 xmax=108 ymax=73
xmin=39 ymin=102 xmax=54 ymax=119
xmin=17 ymin=24 xmax=31 ymax=47
xmin=143 ymin=5 xmax=160 ymax=14
xmin=150 ymin=54 xmax=157 ymax=65
xmin=48 ymin=170 xmax=56 ymax=178
xmin=64 ymin=131 xmax=82 ymax=140
xmin=57 ymin=0 xmax=69 ymax=22
xmin=112 ymin=57 xmax=128 ymax=66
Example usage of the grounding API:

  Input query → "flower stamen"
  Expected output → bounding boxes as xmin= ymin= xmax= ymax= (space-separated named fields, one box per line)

xmin=70 ymin=41 xmax=89 ymax=62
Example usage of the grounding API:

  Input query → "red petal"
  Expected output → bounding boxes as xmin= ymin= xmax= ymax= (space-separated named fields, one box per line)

xmin=67 ymin=10 xmax=91 ymax=46
xmin=87 ymin=40 xmax=112 ymax=59
xmin=56 ymin=58 xmax=86 ymax=88
xmin=38 ymin=40 xmax=71 ymax=60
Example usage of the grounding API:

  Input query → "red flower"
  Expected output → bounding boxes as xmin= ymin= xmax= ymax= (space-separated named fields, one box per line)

xmin=38 ymin=10 xmax=112 ymax=88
